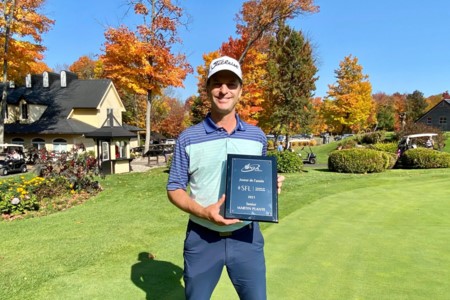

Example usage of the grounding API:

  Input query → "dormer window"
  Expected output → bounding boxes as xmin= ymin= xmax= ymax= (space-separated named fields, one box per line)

xmin=20 ymin=100 xmax=28 ymax=120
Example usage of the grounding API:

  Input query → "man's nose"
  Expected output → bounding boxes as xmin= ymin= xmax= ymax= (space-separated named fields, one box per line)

xmin=219 ymin=84 xmax=229 ymax=93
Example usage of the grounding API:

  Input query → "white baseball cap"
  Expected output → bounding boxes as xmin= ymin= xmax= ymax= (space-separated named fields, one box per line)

xmin=207 ymin=56 xmax=242 ymax=82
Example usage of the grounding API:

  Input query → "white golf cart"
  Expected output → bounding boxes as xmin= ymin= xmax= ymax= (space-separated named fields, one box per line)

xmin=397 ymin=133 xmax=438 ymax=156
xmin=0 ymin=143 xmax=28 ymax=176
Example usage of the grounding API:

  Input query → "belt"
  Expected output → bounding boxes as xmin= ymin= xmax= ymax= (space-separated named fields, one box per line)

xmin=188 ymin=220 xmax=253 ymax=238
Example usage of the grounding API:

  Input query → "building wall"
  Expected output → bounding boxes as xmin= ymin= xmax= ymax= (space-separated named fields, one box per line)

xmin=71 ymin=108 xmax=99 ymax=127
xmin=416 ymin=101 xmax=450 ymax=131
xmin=98 ymin=85 xmax=125 ymax=125
xmin=5 ymin=134 xmax=97 ymax=154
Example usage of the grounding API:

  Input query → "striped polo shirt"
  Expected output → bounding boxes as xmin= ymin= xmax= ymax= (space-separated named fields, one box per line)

xmin=167 ymin=113 xmax=267 ymax=232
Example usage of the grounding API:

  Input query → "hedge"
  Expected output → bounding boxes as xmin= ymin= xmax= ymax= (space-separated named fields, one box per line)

xmin=399 ymin=148 xmax=450 ymax=169
xmin=328 ymin=148 xmax=393 ymax=174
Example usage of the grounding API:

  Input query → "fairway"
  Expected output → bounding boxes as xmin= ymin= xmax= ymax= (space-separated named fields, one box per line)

xmin=1 ymin=168 xmax=449 ymax=299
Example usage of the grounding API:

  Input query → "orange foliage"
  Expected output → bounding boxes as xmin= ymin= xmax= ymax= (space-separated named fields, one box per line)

xmin=236 ymin=0 xmax=319 ymax=61
xmin=69 ymin=56 xmax=98 ymax=79
xmin=152 ymin=96 xmax=187 ymax=138
xmin=0 ymin=0 xmax=54 ymax=82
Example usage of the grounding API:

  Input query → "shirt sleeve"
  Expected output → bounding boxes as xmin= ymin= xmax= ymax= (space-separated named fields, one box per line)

xmin=166 ymin=134 xmax=189 ymax=191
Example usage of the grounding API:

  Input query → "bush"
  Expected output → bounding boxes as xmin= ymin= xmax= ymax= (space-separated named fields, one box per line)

xmin=268 ymin=150 xmax=303 ymax=173
xmin=370 ymin=142 xmax=398 ymax=154
xmin=360 ymin=131 xmax=386 ymax=144
xmin=399 ymin=148 xmax=450 ymax=169
xmin=328 ymin=148 xmax=391 ymax=173
xmin=337 ymin=138 xmax=358 ymax=150
xmin=2 ymin=146 xmax=103 ymax=220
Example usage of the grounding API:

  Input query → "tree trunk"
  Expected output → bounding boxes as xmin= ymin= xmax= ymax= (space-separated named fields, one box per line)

xmin=144 ymin=90 xmax=152 ymax=153
xmin=0 ymin=0 xmax=16 ymax=145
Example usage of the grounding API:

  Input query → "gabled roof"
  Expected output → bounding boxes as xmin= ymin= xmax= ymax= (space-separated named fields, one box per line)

xmin=416 ymin=99 xmax=450 ymax=122
xmin=84 ymin=111 xmax=136 ymax=139
xmin=2 ymin=75 xmax=114 ymax=135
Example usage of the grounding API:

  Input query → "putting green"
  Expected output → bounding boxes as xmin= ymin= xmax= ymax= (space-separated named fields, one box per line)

xmin=213 ymin=173 xmax=450 ymax=299
xmin=264 ymin=176 xmax=450 ymax=299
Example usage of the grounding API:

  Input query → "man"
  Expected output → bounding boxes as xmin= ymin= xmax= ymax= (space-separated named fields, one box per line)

xmin=167 ymin=56 xmax=284 ymax=299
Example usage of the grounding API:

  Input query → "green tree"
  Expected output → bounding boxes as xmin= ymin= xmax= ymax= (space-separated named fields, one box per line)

xmin=405 ymin=90 xmax=427 ymax=122
xmin=260 ymin=23 xmax=318 ymax=146
xmin=323 ymin=55 xmax=375 ymax=134
xmin=373 ymin=92 xmax=395 ymax=131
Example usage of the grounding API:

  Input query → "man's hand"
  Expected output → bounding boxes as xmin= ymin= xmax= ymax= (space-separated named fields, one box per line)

xmin=204 ymin=194 xmax=241 ymax=226
xmin=277 ymin=175 xmax=285 ymax=194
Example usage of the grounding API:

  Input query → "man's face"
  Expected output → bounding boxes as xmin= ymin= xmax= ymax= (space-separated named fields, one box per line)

xmin=207 ymin=70 xmax=242 ymax=116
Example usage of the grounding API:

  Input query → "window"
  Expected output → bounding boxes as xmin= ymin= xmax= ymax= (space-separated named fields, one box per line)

xmin=11 ymin=138 xmax=24 ymax=145
xmin=427 ymin=117 xmax=432 ymax=125
xmin=101 ymin=141 xmax=109 ymax=160
xmin=21 ymin=103 xmax=28 ymax=119
xmin=115 ymin=141 xmax=127 ymax=159
xmin=53 ymin=138 xmax=67 ymax=153
xmin=32 ymin=138 xmax=46 ymax=150
xmin=439 ymin=117 xmax=447 ymax=124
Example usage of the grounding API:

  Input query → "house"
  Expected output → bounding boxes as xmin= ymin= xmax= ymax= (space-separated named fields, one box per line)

xmin=2 ymin=71 xmax=138 ymax=174
xmin=415 ymin=99 xmax=450 ymax=131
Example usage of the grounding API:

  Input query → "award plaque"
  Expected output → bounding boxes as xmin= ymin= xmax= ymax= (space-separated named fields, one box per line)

xmin=225 ymin=154 xmax=278 ymax=223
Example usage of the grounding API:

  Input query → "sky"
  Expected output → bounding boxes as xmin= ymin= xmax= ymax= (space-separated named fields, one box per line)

xmin=41 ymin=0 xmax=450 ymax=100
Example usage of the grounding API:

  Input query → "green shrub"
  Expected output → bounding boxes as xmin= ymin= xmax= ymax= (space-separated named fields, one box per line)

xmin=370 ymin=142 xmax=398 ymax=154
xmin=328 ymin=148 xmax=390 ymax=173
xmin=400 ymin=148 xmax=450 ymax=169
xmin=268 ymin=150 xmax=303 ymax=173
xmin=360 ymin=131 xmax=386 ymax=144
xmin=337 ymin=138 xmax=358 ymax=150
xmin=166 ymin=154 xmax=173 ymax=169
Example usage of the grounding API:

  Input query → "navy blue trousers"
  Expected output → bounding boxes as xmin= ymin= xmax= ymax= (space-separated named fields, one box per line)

xmin=183 ymin=220 xmax=266 ymax=300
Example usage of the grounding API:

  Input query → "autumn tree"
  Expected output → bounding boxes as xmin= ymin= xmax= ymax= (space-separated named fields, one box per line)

xmin=69 ymin=55 xmax=104 ymax=79
xmin=1 ymin=0 xmax=54 ymax=143
xmin=191 ymin=0 xmax=319 ymax=124
xmin=101 ymin=0 xmax=192 ymax=152
xmin=424 ymin=93 xmax=443 ymax=112
xmin=236 ymin=0 xmax=318 ymax=62
xmin=151 ymin=94 xmax=187 ymax=138
xmin=259 ymin=23 xmax=317 ymax=146
xmin=405 ymin=90 xmax=427 ymax=123
xmin=323 ymin=55 xmax=375 ymax=134
xmin=0 ymin=0 xmax=53 ymax=82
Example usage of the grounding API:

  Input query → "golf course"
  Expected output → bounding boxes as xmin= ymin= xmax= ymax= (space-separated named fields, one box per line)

xmin=1 ymin=163 xmax=449 ymax=299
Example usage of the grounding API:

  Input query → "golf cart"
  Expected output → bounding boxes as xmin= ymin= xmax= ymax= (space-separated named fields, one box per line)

xmin=299 ymin=146 xmax=317 ymax=164
xmin=0 ymin=144 xmax=28 ymax=176
xmin=397 ymin=133 xmax=438 ymax=157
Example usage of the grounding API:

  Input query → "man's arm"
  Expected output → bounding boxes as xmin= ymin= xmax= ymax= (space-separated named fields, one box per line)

xmin=167 ymin=189 xmax=240 ymax=226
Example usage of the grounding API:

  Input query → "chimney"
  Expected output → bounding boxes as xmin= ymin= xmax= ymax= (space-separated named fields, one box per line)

xmin=60 ymin=70 xmax=78 ymax=87
xmin=25 ymin=74 xmax=32 ymax=88
xmin=42 ymin=71 xmax=60 ymax=88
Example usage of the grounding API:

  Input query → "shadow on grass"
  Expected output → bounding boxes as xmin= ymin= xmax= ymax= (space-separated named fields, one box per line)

xmin=131 ymin=252 xmax=184 ymax=300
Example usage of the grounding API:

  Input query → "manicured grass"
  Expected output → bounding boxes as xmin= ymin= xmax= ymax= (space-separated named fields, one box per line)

xmin=1 ymin=167 xmax=449 ymax=299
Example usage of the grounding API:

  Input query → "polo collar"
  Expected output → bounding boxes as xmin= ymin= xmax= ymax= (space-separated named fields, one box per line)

xmin=203 ymin=113 xmax=247 ymax=134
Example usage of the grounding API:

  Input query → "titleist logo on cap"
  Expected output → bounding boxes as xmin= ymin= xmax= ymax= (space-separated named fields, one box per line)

xmin=207 ymin=56 xmax=242 ymax=81
xmin=210 ymin=58 xmax=240 ymax=71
